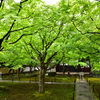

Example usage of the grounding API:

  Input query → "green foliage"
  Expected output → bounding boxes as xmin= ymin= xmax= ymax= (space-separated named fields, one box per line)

xmin=0 ymin=86 xmax=9 ymax=93
xmin=55 ymin=75 xmax=59 ymax=77
xmin=33 ymin=91 xmax=51 ymax=97
xmin=0 ymin=0 xmax=99 ymax=94
xmin=62 ymin=77 xmax=70 ymax=81
xmin=0 ymin=0 xmax=99 ymax=71
xmin=66 ymin=77 xmax=70 ymax=80
xmin=78 ymin=62 xmax=87 ymax=66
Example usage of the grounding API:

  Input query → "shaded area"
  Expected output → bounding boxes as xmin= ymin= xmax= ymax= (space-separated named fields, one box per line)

xmin=0 ymin=82 xmax=74 ymax=100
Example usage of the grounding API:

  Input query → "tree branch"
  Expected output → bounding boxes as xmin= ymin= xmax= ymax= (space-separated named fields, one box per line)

xmin=77 ymin=46 xmax=99 ymax=54
xmin=46 ymin=19 xmax=64 ymax=50
xmin=72 ymin=13 xmax=100 ymax=35
xmin=0 ymin=0 xmax=28 ymax=50
xmin=89 ymin=16 xmax=100 ymax=30
xmin=9 ymin=33 xmax=33 ymax=44
xmin=9 ymin=27 xmax=43 ymax=44
xmin=72 ymin=21 xmax=84 ymax=34
xmin=10 ymin=25 xmax=35 ymax=32
xmin=46 ymin=55 xmax=63 ymax=70
xmin=89 ymin=36 xmax=100 ymax=46
xmin=5 ymin=0 xmax=28 ymax=40
xmin=29 ymin=43 xmax=42 ymax=56
xmin=24 ymin=41 xmax=39 ymax=62
xmin=72 ymin=21 xmax=100 ymax=35
xmin=38 ymin=33 xmax=45 ymax=50
xmin=45 ymin=52 xmax=57 ymax=65
xmin=96 ymin=26 xmax=100 ymax=30
xmin=0 ymin=0 xmax=4 ymax=8
xmin=87 ymin=31 xmax=100 ymax=34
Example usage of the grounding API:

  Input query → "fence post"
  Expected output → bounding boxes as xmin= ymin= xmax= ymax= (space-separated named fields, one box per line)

xmin=74 ymin=84 xmax=75 ymax=91
xmin=87 ymin=78 xmax=88 ymax=82
xmin=1 ymin=74 xmax=3 ymax=80
xmin=89 ymin=80 xmax=90 ymax=85
xmin=29 ymin=79 xmax=31 ymax=83
xmin=92 ymin=85 xmax=95 ymax=92
xmin=55 ymin=78 xmax=56 ymax=82
xmin=74 ymin=79 xmax=76 ymax=83
xmin=73 ymin=92 xmax=74 ymax=100
xmin=12 ymin=78 xmax=13 ymax=82
xmin=35 ymin=77 xmax=36 ymax=82
xmin=24 ymin=73 xmax=25 ymax=76
xmin=18 ymin=77 xmax=20 ymax=81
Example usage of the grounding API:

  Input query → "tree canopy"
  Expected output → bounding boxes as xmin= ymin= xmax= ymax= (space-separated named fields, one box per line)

xmin=0 ymin=0 xmax=100 ymax=93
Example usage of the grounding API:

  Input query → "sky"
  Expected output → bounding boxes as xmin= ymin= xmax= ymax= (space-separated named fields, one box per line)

xmin=42 ymin=0 xmax=95 ymax=5
xmin=14 ymin=0 xmax=60 ymax=4
xmin=14 ymin=0 xmax=94 ymax=4
xmin=14 ymin=0 xmax=21 ymax=3
xmin=42 ymin=0 xmax=60 ymax=5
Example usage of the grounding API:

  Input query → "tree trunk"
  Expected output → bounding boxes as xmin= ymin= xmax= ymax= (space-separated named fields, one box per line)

xmin=17 ymin=68 xmax=20 ymax=80
xmin=21 ymin=68 xmax=24 ymax=73
xmin=9 ymin=69 xmax=12 ymax=74
xmin=63 ymin=63 xmax=65 ymax=75
xmin=67 ymin=64 xmax=70 ymax=76
xmin=13 ymin=69 xmax=14 ymax=74
xmin=39 ymin=67 xmax=45 ymax=93
xmin=30 ymin=66 xmax=32 ymax=75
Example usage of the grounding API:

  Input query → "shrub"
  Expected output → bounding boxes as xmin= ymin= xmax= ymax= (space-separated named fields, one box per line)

xmin=0 ymin=86 xmax=9 ymax=93
xmin=66 ymin=77 xmax=70 ymax=79
xmin=55 ymin=75 xmax=59 ymax=77
xmin=48 ymin=72 xmax=56 ymax=77
xmin=25 ymin=75 xmax=30 ymax=77
xmin=32 ymin=74 xmax=38 ymax=77
xmin=45 ymin=74 xmax=48 ymax=77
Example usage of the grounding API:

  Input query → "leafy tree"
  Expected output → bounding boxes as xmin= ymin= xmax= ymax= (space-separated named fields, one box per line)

xmin=0 ymin=0 xmax=100 ymax=94
xmin=0 ymin=0 xmax=65 ymax=93
xmin=68 ymin=0 xmax=100 ymax=70
xmin=0 ymin=0 xmax=42 ymax=51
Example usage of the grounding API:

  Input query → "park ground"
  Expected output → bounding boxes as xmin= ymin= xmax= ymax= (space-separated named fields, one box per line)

xmin=0 ymin=74 xmax=100 ymax=100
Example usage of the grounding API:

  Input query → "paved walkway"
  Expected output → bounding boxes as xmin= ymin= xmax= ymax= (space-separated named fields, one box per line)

xmin=76 ymin=79 xmax=96 ymax=100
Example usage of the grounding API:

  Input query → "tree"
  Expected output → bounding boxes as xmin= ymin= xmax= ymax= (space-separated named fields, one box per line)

xmin=0 ymin=0 xmax=65 ymax=93
xmin=72 ymin=0 xmax=100 ymax=69
xmin=0 ymin=0 xmax=99 ymax=94
xmin=0 ymin=0 xmax=42 ymax=51
xmin=21 ymin=9 xmax=65 ymax=93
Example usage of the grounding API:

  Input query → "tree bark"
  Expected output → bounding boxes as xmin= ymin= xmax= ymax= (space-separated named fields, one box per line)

xmin=30 ymin=65 xmax=32 ymax=75
xmin=67 ymin=64 xmax=70 ymax=76
xmin=13 ymin=69 xmax=14 ymax=74
xmin=17 ymin=68 xmax=20 ymax=80
xmin=39 ymin=66 xmax=45 ymax=93
xmin=63 ymin=63 xmax=65 ymax=75
xmin=9 ymin=69 xmax=12 ymax=74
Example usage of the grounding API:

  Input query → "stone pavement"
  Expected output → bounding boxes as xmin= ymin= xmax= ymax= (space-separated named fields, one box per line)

xmin=76 ymin=79 xmax=96 ymax=100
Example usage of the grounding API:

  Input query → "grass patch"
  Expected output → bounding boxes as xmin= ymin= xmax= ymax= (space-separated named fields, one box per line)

xmin=33 ymin=91 xmax=51 ymax=97
xmin=88 ymin=78 xmax=100 ymax=100
xmin=3 ymin=75 xmax=76 ymax=83
xmin=0 ymin=82 xmax=74 ymax=100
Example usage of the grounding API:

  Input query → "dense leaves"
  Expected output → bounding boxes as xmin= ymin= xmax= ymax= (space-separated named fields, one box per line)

xmin=0 ymin=0 xmax=100 ymax=93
